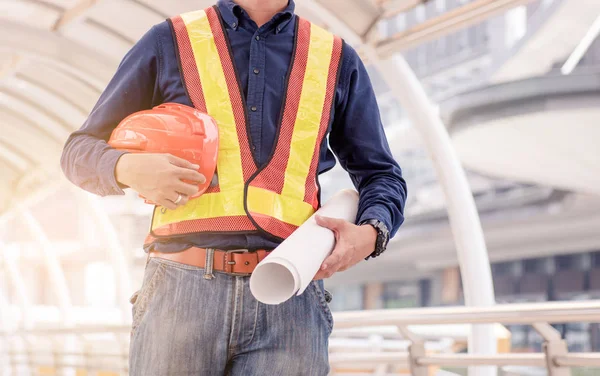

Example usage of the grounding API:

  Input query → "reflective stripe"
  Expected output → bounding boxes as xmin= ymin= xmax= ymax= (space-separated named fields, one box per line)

xmin=152 ymin=10 xmax=246 ymax=231
xmin=180 ymin=11 xmax=245 ymax=193
xmin=151 ymin=190 xmax=246 ymax=229
xmin=304 ymin=36 xmax=343 ymax=206
xmin=280 ymin=23 xmax=334 ymax=204
xmin=247 ymin=186 xmax=315 ymax=227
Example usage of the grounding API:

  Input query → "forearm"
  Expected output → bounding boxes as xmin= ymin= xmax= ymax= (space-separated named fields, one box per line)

xmin=356 ymin=171 xmax=407 ymax=237
xmin=61 ymin=132 xmax=128 ymax=196
xmin=331 ymin=42 xmax=407 ymax=236
xmin=61 ymin=25 xmax=163 ymax=196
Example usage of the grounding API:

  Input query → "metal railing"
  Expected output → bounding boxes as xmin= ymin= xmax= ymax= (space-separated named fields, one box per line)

xmin=331 ymin=300 xmax=600 ymax=375
xmin=1 ymin=300 xmax=600 ymax=375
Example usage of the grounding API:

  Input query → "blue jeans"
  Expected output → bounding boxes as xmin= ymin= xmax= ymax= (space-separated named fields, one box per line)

xmin=129 ymin=257 xmax=333 ymax=375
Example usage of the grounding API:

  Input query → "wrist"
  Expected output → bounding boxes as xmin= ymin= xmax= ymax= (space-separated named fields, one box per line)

xmin=359 ymin=223 xmax=378 ymax=257
xmin=115 ymin=153 xmax=133 ymax=186
xmin=360 ymin=222 xmax=377 ymax=243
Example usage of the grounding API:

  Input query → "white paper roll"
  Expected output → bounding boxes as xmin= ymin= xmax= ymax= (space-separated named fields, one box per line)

xmin=250 ymin=189 xmax=359 ymax=305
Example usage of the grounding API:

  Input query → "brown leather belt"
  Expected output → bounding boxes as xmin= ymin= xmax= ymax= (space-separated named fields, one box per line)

xmin=149 ymin=247 xmax=270 ymax=277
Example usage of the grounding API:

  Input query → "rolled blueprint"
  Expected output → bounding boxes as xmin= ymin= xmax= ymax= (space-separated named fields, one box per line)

xmin=250 ymin=189 xmax=359 ymax=305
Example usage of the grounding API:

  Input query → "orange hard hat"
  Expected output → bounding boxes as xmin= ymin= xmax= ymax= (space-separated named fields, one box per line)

xmin=108 ymin=103 xmax=219 ymax=198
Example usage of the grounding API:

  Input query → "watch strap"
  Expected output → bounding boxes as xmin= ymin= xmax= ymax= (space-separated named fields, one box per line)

xmin=359 ymin=219 xmax=390 ymax=259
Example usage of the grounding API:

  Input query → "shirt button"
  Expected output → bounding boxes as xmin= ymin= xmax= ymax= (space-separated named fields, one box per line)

xmin=251 ymin=106 xmax=257 ymax=112
xmin=232 ymin=22 xmax=237 ymax=28
xmin=277 ymin=26 xmax=281 ymax=32
xmin=255 ymin=35 xmax=260 ymax=41
xmin=253 ymin=68 xmax=260 ymax=74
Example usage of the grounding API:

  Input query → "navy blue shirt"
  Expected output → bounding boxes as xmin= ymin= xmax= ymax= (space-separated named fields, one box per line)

xmin=61 ymin=0 xmax=407 ymax=252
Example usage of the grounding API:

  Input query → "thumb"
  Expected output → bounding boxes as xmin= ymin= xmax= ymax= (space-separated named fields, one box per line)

xmin=168 ymin=154 xmax=199 ymax=170
xmin=315 ymin=215 xmax=345 ymax=231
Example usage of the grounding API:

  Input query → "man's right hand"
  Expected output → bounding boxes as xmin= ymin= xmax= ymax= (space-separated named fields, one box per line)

xmin=115 ymin=153 xmax=206 ymax=210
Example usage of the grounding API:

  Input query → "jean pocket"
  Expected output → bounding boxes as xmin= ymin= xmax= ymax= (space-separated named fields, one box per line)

xmin=131 ymin=260 xmax=166 ymax=336
xmin=310 ymin=281 xmax=334 ymax=334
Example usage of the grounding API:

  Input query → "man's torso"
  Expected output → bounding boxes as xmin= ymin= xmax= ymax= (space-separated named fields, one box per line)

xmin=145 ymin=4 xmax=343 ymax=252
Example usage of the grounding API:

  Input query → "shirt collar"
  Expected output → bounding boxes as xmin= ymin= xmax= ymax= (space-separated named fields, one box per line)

xmin=217 ymin=0 xmax=295 ymax=33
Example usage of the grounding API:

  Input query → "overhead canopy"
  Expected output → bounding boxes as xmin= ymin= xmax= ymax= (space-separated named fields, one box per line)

xmin=0 ymin=0 xmax=548 ymax=212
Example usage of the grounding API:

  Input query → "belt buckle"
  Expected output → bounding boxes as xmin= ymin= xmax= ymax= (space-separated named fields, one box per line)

xmin=224 ymin=249 xmax=253 ymax=276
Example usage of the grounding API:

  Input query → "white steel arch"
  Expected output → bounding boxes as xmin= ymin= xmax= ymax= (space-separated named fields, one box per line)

xmin=0 ymin=147 xmax=29 ymax=172
xmin=20 ymin=211 xmax=74 ymax=325
xmin=1 ymin=243 xmax=33 ymax=330
xmin=376 ymin=54 xmax=497 ymax=376
xmin=296 ymin=1 xmax=497 ymax=375
xmin=0 ymin=242 xmax=34 ymax=376
xmin=18 ymin=211 xmax=79 ymax=376
xmin=0 ymin=284 xmax=12 ymax=376
xmin=82 ymin=193 xmax=134 ymax=323
xmin=0 ymin=20 xmax=117 ymax=90
xmin=562 ymin=14 xmax=600 ymax=75
xmin=0 ymin=92 xmax=70 ymax=142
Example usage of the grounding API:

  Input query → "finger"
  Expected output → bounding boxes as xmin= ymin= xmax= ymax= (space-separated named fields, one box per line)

xmin=175 ymin=167 xmax=206 ymax=184
xmin=156 ymin=198 xmax=177 ymax=211
xmin=176 ymin=194 xmax=190 ymax=206
xmin=319 ymin=254 xmax=345 ymax=281
xmin=313 ymin=268 xmax=335 ymax=280
xmin=173 ymin=181 xmax=200 ymax=197
xmin=173 ymin=195 xmax=189 ymax=207
xmin=168 ymin=154 xmax=200 ymax=170
xmin=321 ymin=268 xmax=336 ymax=279
xmin=315 ymin=215 xmax=346 ymax=232
xmin=313 ymin=270 xmax=326 ymax=280
xmin=165 ymin=191 xmax=188 ymax=207
xmin=165 ymin=190 xmax=180 ymax=203
xmin=321 ymin=246 xmax=345 ymax=270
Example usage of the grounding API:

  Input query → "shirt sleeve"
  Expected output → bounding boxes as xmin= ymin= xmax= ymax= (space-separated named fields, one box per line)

xmin=60 ymin=25 xmax=163 ymax=196
xmin=329 ymin=42 xmax=407 ymax=237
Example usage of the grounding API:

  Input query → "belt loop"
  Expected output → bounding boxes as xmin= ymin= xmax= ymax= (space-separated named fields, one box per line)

xmin=254 ymin=252 xmax=260 ymax=268
xmin=204 ymin=248 xmax=215 ymax=280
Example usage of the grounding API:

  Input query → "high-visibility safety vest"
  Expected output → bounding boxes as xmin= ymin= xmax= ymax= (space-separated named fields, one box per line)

xmin=148 ymin=6 xmax=343 ymax=243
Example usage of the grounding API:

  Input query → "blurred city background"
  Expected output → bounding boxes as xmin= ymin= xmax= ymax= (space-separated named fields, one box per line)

xmin=0 ymin=0 xmax=599 ymax=375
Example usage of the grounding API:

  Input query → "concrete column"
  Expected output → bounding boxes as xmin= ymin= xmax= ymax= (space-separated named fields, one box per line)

xmin=364 ymin=282 xmax=384 ymax=310
xmin=441 ymin=267 xmax=462 ymax=304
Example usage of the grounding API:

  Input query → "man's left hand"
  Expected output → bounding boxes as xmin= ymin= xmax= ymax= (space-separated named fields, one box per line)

xmin=313 ymin=215 xmax=377 ymax=280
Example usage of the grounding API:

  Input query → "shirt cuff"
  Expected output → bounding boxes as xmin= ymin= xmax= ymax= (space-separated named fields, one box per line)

xmin=98 ymin=148 xmax=129 ymax=196
xmin=357 ymin=206 xmax=392 ymax=235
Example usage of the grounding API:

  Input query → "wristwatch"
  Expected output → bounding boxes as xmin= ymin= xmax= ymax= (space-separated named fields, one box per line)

xmin=359 ymin=219 xmax=390 ymax=259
